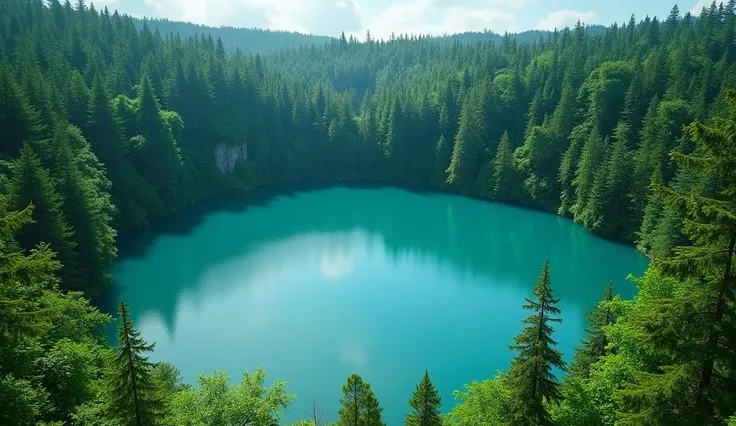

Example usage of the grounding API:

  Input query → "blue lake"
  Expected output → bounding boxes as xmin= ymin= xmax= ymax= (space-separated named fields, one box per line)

xmin=107 ymin=184 xmax=648 ymax=424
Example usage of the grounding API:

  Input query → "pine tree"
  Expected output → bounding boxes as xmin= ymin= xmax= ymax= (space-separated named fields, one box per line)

xmin=492 ymin=130 xmax=515 ymax=200
xmin=446 ymin=90 xmax=483 ymax=191
xmin=631 ymin=96 xmax=661 ymax=221
xmin=65 ymin=70 xmax=89 ymax=131
xmin=50 ymin=124 xmax=116 ymax=295
xmin=432 ymin=134 xmax=451 ymax=187
xmin=580 ymin=153 xmax=610 ymax=233
xmin=0 ymin=66 xmax=43 ymax=156
xmin=405 ymin=370 xmax=442 ymax=426
xmin=384 ymin=98 xmax=407 ymax=179
xmin=571 ymin=127 xmax=606 ymax=222
xmin=7 ymin=143 xmax=79 ymax=289
xmin=107 ymin=300 xmax=165 ymax=426
xmin=506 ymin=260 xmax=566 ymax=426
xmin=600 ymin=123 xmax=635 ymax=237
xmin=135 ymin=73 xmax=182 ymax=212
xmin=558 ymin=125 xmax=587 ymax=216
xmin=571 ymin=283 xmax=616 ymax=377
xmin=338 ymin=374 xmax=385 ymax=426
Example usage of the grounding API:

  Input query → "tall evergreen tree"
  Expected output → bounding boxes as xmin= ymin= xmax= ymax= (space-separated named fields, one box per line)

xmin=134 ymin=73 xmax=182 ymax=212
xmin=492 ymin=130 xmax=516 ymax=200
xmin=107 ymin=300 xmax=165 ymax=426
xmin=571 ymin=282 xmax=616 ymax=377
xmin=506 ymin=260 xmax=566 ymax=426
xmin=50 ymin=124 xmax=116 ymax=295
xmin=0 ymin=66 xmax=43 ymax=156
xmin=6 ymin=143 xmax=78 ymax=289
xmin=405 ymin=370 xmax=442 ymax=426
xmin=432 ymin=134 xmax=451 ymax=187
xmin=571 ymin=128 xmax=606 ymax=222
xmin=600 ymin=123 xmax=635 ymax=237
xmin=447 ymin=90 xmax=483 ymax=191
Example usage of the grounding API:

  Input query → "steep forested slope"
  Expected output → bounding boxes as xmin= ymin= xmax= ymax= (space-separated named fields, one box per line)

xmin=2 ymin=0 xmax=736 ymax=424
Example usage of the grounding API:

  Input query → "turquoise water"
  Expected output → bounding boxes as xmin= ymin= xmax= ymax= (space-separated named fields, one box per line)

xmin=107 ymin=184 xmax=648 ymax=424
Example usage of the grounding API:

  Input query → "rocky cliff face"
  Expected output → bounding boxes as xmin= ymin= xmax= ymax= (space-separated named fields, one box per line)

xmin=214 ymin=142 xmax=247 ymax=173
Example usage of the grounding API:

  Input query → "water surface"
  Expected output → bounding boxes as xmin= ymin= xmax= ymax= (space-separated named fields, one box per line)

xmin=108 ymin=184 xmax=648 ymax=424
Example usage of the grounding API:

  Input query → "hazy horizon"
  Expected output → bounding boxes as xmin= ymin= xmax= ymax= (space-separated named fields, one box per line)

xmin=92 ymin=0 xmax=714 ymax=39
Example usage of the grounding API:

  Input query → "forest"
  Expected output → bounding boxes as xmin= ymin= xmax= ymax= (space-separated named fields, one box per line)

xmin=1 ymin=0 xmax=736 ymax=424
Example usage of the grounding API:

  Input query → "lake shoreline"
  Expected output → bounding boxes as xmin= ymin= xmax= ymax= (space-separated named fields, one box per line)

xmin=114 ymin=178 xmax=645 ymax=254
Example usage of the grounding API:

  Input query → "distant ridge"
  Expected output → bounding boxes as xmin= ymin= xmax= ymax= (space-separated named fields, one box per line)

xmin=133 ymin=17 xmax=608 ymax=54
xmin=133 ymin=17 xmax=332 ymax=54
xmin=433 ymin=25 xmax=607 ymax=44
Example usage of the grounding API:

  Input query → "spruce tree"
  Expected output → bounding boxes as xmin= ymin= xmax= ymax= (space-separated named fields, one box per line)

xmin=7 ymin=143 xmax=79 ymax=289
xmin=492 ymin=130 xmax=515 ymax=200
xmin=0 ymin=66 xmax=43 ymax=156
xmin=135 ymin=73 xmax=182 ymax=212
xmin=107 ymin=300 xmax=165 ymax=426
xmin=558 ymin=125 xmax=587 ymax=215
xmin=506 ymin=260 xmax=566 ymax=426
xmin=51 ymin=124 xmax=116 ymax=295
xmin=405 ymin=370 xmax=442 ymax=426
xmin=338 ymin=374 xmax=385 ymax=426
xmin=631 ymin=95 xmax=661 ymax=221
xmin=571 ymin=282 xmax=616 ymax=377
xmin=571 ymin=127 xmax=606 ymax=222
xmin=600 ymin=123 xmax=634 ymax=237
xmin=446 ymin=90 xmax=483 ymax=191
xmin=432 ymin=134 xmax=451 ymax=187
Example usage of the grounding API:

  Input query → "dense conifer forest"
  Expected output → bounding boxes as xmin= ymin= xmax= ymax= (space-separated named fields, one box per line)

xmin=2 ymin=0 xmax=736 ymax=424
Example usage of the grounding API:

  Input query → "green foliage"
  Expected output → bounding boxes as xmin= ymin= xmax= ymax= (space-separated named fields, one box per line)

xmin=616 ymin=89 xmax=736 ymax=425
xmin=3 ymin=1 xmax=736 ymax=424
xmin=338 ymin=374 xmax=386 ymax=426
xmin=170 ymin=368 xmax=294 ymax=426
xmin=36 ymin=339 xmax=101 ymax=421
xmin=448 ymin=374 xmax=510 ymax=426
xmin=0 ymin=194 xmax=111 ymax=425
xmin=406 ymin=370 xmax=442 ymax=426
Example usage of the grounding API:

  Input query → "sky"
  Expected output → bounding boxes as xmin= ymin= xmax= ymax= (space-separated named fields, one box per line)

xmin=91 ymin=0 xmax=718 ymax=39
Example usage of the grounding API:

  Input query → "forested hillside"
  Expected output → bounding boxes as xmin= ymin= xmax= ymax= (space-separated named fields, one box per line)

xmin=2 ymin=0 xmax=736 ymax=424
xmin=133 ymin=18 xmax=332 ymax=54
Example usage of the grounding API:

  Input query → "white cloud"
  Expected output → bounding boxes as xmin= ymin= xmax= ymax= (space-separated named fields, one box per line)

xmin=140 ymin=0 xmax=362 ymax=34
xmin=364 ymin=0 xmax=518 ymax=39
xmin=690 ymin=0 xmax=715 ymax=15
xmin=535 ymin=9 xmax=597 ymax=31
xmin=432 ymin=0 xmax=535 ymax=10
